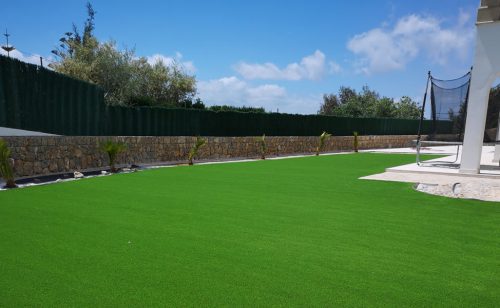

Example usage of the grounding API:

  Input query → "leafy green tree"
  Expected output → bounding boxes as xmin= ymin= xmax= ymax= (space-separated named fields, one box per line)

xmin=373 ymin=97 xmax=396 ymax=118
xmin=320 ymin=86 xmax=365 ymax=117
xmin=394 ymin=96 xmax=421 ymax=119
xmin=318 ymin=86 xmax=421 ymax=119
xmin=486 ymin=85 xmax=500 ymax=129
xmin=448 ymin=103 xmax=467 ymax=137
xmin=339 ymin=86 xmax=357 ymax=105
xmin=191 ymin=98 xmax=206 ymax=109
xmin=51 ymin=2 xmax=196 ymax=107
xmin=177 ymin=97 xmax=207 ymax=109
xmin=208 ymin=105 xmax=266 ymax=113
xmin=318 ymin=94 xmax=339 ymax=115
xmin=359 ymin=85 xmax=379 ymax=112
xmin=337 ymin=99 xmax=364 ymax=117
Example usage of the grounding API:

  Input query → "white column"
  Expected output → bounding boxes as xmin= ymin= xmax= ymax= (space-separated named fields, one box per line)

xmin=460 ymin=22 xmax=500 ymax=174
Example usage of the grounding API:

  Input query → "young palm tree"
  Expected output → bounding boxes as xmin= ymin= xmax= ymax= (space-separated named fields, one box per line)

xmin=100 ymin=140 xmax=127 ymax=173
xmin=316 ymin=131 xmax=332 ymax=156
xmin=188 ymin=137 xmax=206 ymax=165
xmin=0 ymin=138 xmax=16 ymax=188
xmin=256 ymin=134 xmax=267 ymax=159
xmin=353 ymin=131 xmax=359 ymax=153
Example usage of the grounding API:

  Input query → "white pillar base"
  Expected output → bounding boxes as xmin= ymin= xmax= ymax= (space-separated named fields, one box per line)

xmin=460 ymin=22 xmax=500 ymax=174
xmin=459 ymin=168 xmax=482 ymax=174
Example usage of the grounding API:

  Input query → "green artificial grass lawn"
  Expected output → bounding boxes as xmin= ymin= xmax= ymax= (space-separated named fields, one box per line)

xmin=0 ymin=153 xmax=499 ymax=307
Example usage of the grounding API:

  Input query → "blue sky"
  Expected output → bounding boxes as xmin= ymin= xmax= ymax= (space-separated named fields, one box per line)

xmin=2 ymin=0 xmax=479 ymax=114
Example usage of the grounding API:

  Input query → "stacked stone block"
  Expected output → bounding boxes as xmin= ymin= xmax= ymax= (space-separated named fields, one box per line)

xmin=2 ymin=135 xmax=418 ymax=178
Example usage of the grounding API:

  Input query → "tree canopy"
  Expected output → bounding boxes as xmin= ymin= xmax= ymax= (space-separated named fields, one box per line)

xmin=486 ymin=85 xmax=500 ymax=129
xmin=318 ymin=86 xmax=421 ymax=119
xmin=207 ymin=105 xmax=266 ymax=113
xmin=50 ymin=2 xmax=196 ymax=108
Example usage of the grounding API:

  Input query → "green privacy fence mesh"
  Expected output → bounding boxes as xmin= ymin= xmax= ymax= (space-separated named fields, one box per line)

xmin=0 ymin=55 xmax=451 ymax=136
xmin=0 ymin=55 xmax=105 ymax=135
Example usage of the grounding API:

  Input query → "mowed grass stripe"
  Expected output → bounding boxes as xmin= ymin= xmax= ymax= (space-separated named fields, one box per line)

xmin=0 ymin=153 xmax=499 ymax=306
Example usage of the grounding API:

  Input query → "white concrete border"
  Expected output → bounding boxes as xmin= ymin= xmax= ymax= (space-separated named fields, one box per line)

xmin=0 ymin=127 xmax=57 ymax=136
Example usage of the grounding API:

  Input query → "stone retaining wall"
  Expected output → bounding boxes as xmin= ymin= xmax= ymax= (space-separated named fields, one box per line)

xmin=2 ymin=135 xmax=418 ymax=178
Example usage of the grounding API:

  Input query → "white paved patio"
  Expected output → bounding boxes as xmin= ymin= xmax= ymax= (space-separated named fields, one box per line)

xmin=361 ymin=145 xmax=500 ymax=202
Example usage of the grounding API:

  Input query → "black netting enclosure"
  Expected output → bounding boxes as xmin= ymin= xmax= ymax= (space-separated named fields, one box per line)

xmin=415 ymin=69 xmax=471 ymax=165
xmin=417 ymin=70 xmax=471 ymax=143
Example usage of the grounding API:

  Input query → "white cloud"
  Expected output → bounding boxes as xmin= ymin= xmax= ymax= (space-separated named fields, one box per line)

xmin=329 ymin=61 xmax=342 ymax=74
xmin=198 ymin=76 xmax=320 ymax=114
xmin=0 ymin=49 xmax=198 ymax=74
xmin=0 ymin=49 xmax=53 ymax=66
xmin=146 ymin=52 xmax=196 ymax=73
xmin=347 ymin=12 xmax=474 ymax=74
xmin=198 ymin=76 xmax=285 ymax=105
xmin=246 ymin=84 xmax=287 ymax=103
xmin=234 ymin=50 xmax=340 ymax=81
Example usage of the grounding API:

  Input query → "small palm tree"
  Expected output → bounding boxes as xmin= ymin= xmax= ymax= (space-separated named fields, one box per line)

xmin=188 ymin=137 xmax=206 ymax=165
xmin=100 ymin=140 xmax=127 ymax=173
xmin=316 ymin=131 xmax=332 ymax=156
xmin=353 ymin=131 xmax=359 ymax=152
xmin=256 ymin=134 xmax=267 ymax=159
xmin=0 ymin=138 xmax=16 ymax=188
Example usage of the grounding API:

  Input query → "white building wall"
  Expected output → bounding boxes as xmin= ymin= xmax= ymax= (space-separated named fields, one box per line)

xmin=460 ymin=15 xmax=500 ymax=173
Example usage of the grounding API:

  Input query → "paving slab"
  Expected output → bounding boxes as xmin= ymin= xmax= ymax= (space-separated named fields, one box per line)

xmin=362 ymin=145 xmax=500 ymax=202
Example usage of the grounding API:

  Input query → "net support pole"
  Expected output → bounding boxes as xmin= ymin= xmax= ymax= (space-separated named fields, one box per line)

xmin=416 ymin=71 xmax=431 ymax=142
xmin=416 ymin=71 xmax=431 ymax=165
